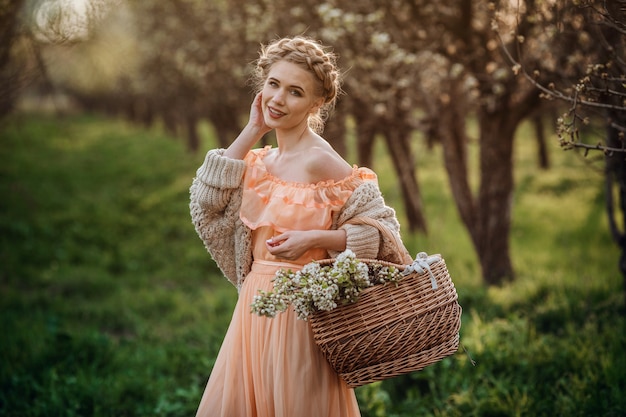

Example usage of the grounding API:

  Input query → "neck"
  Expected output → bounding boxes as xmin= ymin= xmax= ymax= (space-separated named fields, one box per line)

xmin=275 ymin=123 xmax=312 ymax=153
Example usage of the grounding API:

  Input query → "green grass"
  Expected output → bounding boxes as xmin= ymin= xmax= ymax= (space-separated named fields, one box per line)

xmin=1 ymin=113 xmax=624 ymax=416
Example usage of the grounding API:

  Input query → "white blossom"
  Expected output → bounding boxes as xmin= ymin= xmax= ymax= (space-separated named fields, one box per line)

xmin=250 ymin=250 xmax=403 ymax=321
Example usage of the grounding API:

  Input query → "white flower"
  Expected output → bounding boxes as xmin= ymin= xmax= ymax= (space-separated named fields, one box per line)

xmin=250 ymin=250 xmax=402 ymax=320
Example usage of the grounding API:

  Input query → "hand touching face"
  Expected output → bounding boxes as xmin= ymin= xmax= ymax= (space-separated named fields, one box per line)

xmin=248 ymin=92 xmax=272 ymax=136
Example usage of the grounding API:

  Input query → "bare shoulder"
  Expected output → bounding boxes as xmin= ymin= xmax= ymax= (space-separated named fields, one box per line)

xmin=304 ymin=143 xmax=353 ymax=183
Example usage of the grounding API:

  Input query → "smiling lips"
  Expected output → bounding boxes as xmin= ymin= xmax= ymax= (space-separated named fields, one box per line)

xmin=268 ymin=106 xmax=286 ymax=118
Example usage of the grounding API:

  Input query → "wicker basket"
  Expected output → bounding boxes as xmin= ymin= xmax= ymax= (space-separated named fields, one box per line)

xmin=308 ymin=219 xmax=462 ymax=388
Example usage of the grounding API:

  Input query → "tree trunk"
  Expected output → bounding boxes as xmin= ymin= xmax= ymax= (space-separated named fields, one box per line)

xmin=598 ymin=1 xmax=626 ymax=308
xmin=211 ymin=107 xmax=242 ymax=149
xmin=476 ymin=110 xmax=516 ymax=284
xmin=137 ymin=96 xmax=154 ymax=128
xmin=438 ymin=96 xmax=479 ymax=247
xmin=324 ymin=101 xmax=348 ymax=158
xmin=162 ymin=107 xmax=180 ymax=138
xmin=438 ymin=73 xmax=537 ymax=285
xmin=533 ymin=114 xmax=550 ymax=170
xmin=0 ymin=0 xmax=25 ymax=119
xmin=214 ymin=123 xmax=241 ymax=149
xmin=354 ymin=115 xmax=377 ymax=168
xmin=604 ymin=110 xmax=626 ymax=306
xmin=351 ymin=101 xmax=378 ymax=168
xmin=185 ymin=113 xmax=200 ymax=152
xmin=383 ymin=127 xmax=428 ymax=233
xmin=352 ymin=102 xmax=428 ymax=233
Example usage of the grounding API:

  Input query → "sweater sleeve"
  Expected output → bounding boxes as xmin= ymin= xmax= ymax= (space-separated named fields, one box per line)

xmin=193 ymin=149 xmax=247 ymax=206
xmin=330 ymin=182 xmax=412 ymax=264
xmin=189 ymin=149 xmax=247 ymax=286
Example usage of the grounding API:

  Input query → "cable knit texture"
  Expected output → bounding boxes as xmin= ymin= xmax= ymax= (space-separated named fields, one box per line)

xmin=190 ymin=149 xmax=410 ymax=290
xmin=189 ymin=149 xmax=252 ymax=290
xmin=329 ymin=181 xmax=411 ymax=264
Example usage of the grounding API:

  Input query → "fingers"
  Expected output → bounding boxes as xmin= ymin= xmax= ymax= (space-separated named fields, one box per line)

xmin=266 ymin=233 xmax=286 ymax=248
xmin=266 ymin=238 xmax=281 ymax=248
xmin=250 ymin=93 xmax=271 ymax=135
xmin=253 ymin=92 xmax=263 ymax=109
xmin=266 ymin=234 xmax=299 ymax=259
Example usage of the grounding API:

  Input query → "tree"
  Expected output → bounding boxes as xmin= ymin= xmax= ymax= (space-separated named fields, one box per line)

xmin=130 ymin=0 xmax=251 ymax=151
xmin=316 ymin=5 xmax=430 ymax=232
xmin=130 ymin=0 xmax=431 ymax=231
xmin=28 ymin=0 xmax=569 ymax=285
xmin=317 ymin=0 xmax=551 ymax=284
xmin=0 ymin=0 xmax=134 ymax=122
xmin=312 ymin=0 xmax=583 ymax=285
xmin=498 ymin=0 xmax=626 ymax=296
xmin=0 ymin=0 xmax=27 ymax=119
xmin=105 ymin=0 xmax=552 ymax=283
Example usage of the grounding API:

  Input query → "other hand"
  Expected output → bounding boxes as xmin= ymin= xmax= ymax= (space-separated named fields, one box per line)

xmin=265 ymin=230 xmax=313 ymax=261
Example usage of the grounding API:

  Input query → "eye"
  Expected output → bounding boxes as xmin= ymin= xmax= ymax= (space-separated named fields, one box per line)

xmin=290 ymin=89 xmax=303 ymax=97
xmin=268 ymin=80 xmax=278 ymax=87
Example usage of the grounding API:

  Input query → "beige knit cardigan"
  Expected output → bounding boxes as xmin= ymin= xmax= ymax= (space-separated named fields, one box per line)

xmin=189 ymin=149 xmax=410 ymax=290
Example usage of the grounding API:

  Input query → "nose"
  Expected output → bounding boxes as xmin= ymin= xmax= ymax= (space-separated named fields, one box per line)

xmin=272 ymin=88 xmax=286 ymax=105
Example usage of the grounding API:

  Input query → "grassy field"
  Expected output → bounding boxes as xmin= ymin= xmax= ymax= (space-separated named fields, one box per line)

xmin=1 ymin=113 xmax=624 ymax=416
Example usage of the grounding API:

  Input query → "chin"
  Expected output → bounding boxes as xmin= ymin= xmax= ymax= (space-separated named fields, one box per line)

xmin=264 ymin=118 xmax=280 ymax=130
xmin=262 ymin=111 xmax=277 ymax=127
xmin=264 ymin=115 xmax=284 ymax=130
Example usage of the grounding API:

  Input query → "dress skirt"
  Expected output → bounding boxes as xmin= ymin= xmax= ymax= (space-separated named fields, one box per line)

xmin=195 ymin=260 xmax=361 ymax=417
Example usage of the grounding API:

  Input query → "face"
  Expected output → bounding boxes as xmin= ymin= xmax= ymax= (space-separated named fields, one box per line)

xmin=261 ymin=60 xmax=324 ymax=131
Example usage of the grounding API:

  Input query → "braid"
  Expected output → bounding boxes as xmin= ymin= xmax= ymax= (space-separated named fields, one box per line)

xmin=252 ymin=36 xmax=342 ymax=133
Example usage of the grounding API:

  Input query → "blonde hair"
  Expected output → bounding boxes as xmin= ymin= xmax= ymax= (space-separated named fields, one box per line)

xmin=252 ymin=36 xmax=342 ymax=133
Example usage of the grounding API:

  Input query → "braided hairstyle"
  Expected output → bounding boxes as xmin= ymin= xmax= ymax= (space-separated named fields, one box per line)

xmin=251 ymin=36 xmax=342 ymax=134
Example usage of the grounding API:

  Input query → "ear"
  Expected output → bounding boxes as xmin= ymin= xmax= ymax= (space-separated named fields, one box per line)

xmin=310 ymin=97 xmax=324 ymax=114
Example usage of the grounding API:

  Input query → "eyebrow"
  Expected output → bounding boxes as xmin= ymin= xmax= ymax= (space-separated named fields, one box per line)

xmin=268 ymin=77 xmax=305 ymax=93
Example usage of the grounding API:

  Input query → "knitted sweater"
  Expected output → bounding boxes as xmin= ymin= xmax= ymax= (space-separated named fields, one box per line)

xmin=189 ymin=149 xmax=410 ymax=290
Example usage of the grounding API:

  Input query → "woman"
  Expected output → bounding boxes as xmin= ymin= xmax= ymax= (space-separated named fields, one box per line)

xmin=190 ymin=36 xmax=409 ymax=417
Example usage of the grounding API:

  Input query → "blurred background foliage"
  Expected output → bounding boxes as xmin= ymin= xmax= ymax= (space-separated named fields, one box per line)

xmin=1 ymin=0 xmax=625 ymax=416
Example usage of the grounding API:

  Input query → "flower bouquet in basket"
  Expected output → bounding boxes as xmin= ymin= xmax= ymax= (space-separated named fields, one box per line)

xmin=251 ymin=249 xmax=463 ymax=388
xmin=251 ymin=250 xmax=403 ymax=321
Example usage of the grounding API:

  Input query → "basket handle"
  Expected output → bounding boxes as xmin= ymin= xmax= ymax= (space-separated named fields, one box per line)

xmin=345 ymin=217 xmax=413 ymax=264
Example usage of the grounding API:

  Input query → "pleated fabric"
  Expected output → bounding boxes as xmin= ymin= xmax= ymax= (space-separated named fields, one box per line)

xmin=195 ymin=261 xmax=361 ymax=417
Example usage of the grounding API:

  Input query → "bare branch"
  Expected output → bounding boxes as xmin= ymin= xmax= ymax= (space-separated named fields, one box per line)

xmin=496 ymin=29 xmax=626 ymax=113
xmin=560 ymin=140 xmax=626 ymax=154
xmin=610 ymin=121 xmax=626 ymax=133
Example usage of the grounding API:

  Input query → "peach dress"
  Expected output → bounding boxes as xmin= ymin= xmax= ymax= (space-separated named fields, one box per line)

xmin=195 ymin=146 xmax=377 ymax=417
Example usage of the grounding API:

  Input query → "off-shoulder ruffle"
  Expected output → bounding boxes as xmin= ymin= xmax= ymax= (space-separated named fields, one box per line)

xmin=240 ymin=146 xmax=377 ymax=232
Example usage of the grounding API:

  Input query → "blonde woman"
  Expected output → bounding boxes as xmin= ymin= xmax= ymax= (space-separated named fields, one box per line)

xmin=190 ymin=36 xmax=407 ymax=416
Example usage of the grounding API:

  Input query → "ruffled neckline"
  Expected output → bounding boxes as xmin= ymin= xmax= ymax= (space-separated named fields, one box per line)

xmin=240 ymin=146 xmax=377 ymax=232
xmin=249 ymin=145 xmax=373 ymax=190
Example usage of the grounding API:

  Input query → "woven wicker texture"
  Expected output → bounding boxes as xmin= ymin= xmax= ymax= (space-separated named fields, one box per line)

xmin=309 ymin=258 xmax=461 ymax=388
